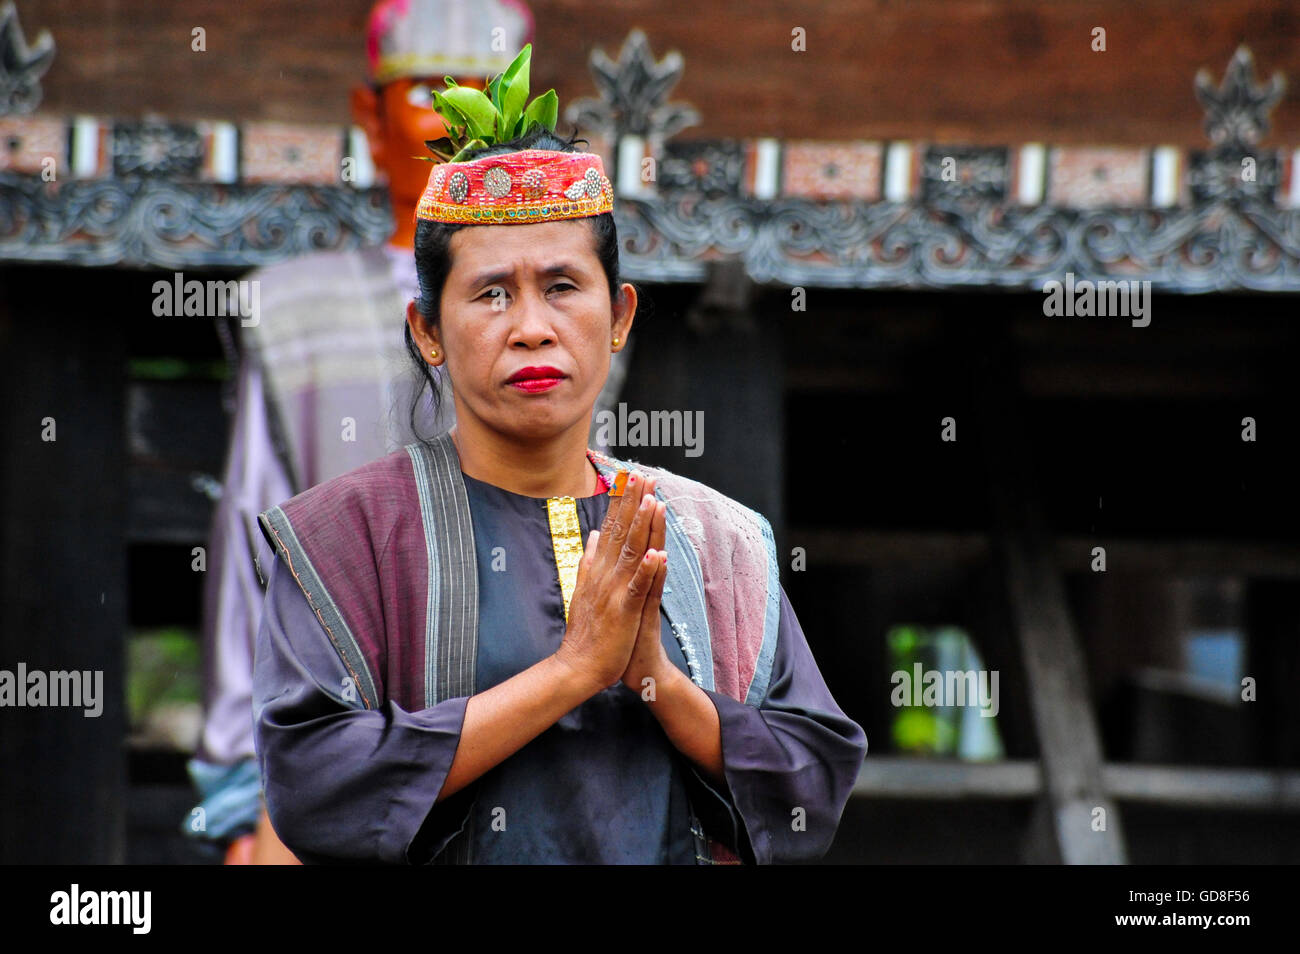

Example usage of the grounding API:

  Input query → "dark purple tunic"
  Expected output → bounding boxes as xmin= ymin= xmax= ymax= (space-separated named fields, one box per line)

xmin=253 ymin=472 xmax=867 ymax=864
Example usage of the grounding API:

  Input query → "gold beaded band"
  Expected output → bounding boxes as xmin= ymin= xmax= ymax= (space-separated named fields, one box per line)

xmin=545 ymin=495 xmax=585 ymax=623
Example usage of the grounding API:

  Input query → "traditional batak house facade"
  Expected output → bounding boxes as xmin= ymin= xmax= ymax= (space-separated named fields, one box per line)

xmin=2 ymin=1 xmax=1298 ymax=863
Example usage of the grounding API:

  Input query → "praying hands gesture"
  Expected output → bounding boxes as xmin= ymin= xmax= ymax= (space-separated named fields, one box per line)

xmin=439 ymin=466 xmax=682 ymax=803
xmin=558 ymin=468 xmax=726 ymax=786
xmin=554 ymin=468 xmax=668 ymax=694
xmin=615 ymin=475 xmax=675 ymax=698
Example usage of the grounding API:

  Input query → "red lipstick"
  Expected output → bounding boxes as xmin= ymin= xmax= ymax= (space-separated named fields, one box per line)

xmin=507 ymin=365 xmax=566 ymax=393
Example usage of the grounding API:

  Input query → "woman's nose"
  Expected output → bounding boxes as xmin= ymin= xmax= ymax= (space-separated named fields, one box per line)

xmin=508 ymin=290 xmax=556 ymax=345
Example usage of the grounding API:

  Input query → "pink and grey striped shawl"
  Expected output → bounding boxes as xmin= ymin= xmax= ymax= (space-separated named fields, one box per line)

xmin=258 ymin=431 xmax=782 ymax=864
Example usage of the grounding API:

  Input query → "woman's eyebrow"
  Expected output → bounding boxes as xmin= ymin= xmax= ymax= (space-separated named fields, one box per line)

xmin=468 ymin=262 xmax=583 ymax=290
xmin=538 ymin=262 xmax=583 ymax=278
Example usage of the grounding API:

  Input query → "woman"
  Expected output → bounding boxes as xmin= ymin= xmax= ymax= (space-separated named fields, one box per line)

xmin=252 ymin=80 xmax=866 ymax=864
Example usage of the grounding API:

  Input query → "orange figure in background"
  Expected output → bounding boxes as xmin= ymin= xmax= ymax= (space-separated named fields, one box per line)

xmin=351 ymin=73 xmax=489 ymax=251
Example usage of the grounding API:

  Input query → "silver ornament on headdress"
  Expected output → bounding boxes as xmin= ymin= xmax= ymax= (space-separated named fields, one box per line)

xmin=521 ymin=167 xmax=546 ymax=198
xmin=483 ymin=165 xmax=512 ymax=197
xmin=448 ymin=169 xmax=469 ymax=203
xmin=563 ymin=167 xmax=604 ymax=201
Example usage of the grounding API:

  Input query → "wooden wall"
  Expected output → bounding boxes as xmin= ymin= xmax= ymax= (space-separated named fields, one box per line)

xmin=14 ymin=0 xmax=1300 ymax=147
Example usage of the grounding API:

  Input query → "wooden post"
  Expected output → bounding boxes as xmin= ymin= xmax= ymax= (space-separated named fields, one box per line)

xmin=972 ymin=325 xmax=1127 ymax=864
xmin=0 ymin=265 xmax=128 ymax=863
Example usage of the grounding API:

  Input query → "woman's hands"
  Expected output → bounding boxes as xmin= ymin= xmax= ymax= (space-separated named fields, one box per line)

xmin=553 ymin=470 xmax=668 ymax=696
xmin=619 ymin=483 xmax=671 ymax=698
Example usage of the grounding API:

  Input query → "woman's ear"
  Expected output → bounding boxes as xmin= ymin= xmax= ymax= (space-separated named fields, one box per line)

xmin=406 ymin=299 xmax=443 ymax=363
xmin=611 ymin=282 xmax=637 ymax=350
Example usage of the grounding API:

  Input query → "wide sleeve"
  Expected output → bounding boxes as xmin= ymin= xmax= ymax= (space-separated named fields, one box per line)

xmin=252 ymin=553 xmax=477 ymax=865
xmin=683 ymin=586 xmax=867 ymax=864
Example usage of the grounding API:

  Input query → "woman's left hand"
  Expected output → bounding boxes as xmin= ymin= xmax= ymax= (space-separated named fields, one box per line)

xmin=619 ymin=480 xmax=672 ymax=699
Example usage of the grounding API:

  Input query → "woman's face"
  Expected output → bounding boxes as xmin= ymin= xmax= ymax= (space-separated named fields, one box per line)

xmin=409 ymin=218 xmax=636 ymax=445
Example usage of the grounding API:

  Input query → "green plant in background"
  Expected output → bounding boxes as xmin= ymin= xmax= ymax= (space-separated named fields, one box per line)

xmin=888 ymin=625 xmax=954 ymax=755
xmin=422 ymin=43 xmax=559 ymax=162
xmin=887 ymin=623 xmax=1005 ymax=760
xmin=127 ymin=627 xmax=202 ymax=729
xmin=892 ymin=705 xmax=959 ymax=753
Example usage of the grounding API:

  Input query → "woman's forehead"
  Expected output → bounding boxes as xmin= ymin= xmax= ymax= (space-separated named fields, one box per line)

xmin=448 ymin=220 xmax=599 ymax=274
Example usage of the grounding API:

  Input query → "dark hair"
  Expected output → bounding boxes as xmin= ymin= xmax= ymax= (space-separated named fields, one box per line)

xmin=403 ymin=125 xmax=626 ymax=443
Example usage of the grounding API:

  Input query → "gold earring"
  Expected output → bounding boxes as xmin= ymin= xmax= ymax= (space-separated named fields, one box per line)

xmin=612 ymin=337 xmax=620 ymax=347
xmin=430 ymin=349 xmax=439 ymax=359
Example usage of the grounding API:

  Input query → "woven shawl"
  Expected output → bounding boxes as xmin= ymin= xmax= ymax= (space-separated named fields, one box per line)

xmin=258 ymin=431 xmax=781 ymax=864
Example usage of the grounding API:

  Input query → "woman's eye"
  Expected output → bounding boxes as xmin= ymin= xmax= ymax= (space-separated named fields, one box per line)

xmin=476 ymin=284 xmax=571 ymax=302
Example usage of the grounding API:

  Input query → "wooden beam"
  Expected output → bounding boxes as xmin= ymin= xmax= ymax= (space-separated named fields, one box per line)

xmin=1055 ymin=538 xmax=1300 ymax=578
xmin=788 ymin=528 xmax=1300 ymax=578
xmin=851 ymin=756 xmax=1300 ymax=811
xmin=853 ymin=757 xmax=1042 ymax=800
xmin=1102 ymin=764 xmax=1300 ymax=811
xmin=20 ymin=0 xmax=1300 ymax=148
xmin=972 ymin=324 xmax=1127 ymax=864
xmin=793 ymin=529 xmax=990 ymax=567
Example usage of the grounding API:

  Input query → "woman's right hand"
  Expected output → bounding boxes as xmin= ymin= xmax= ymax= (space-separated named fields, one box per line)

xmin=553 ymin=469 xmax=666 ymax=695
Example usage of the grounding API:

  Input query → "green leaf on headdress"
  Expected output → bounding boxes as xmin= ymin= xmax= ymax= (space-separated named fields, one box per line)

xmin=430 ymin=90 xmax=468 ymax=131
xmin=521 ymin=88 xmax=558 ymax=135
xmin=499 ymin=44 xmax=532 ymax=140
xmin=426 ymin=44 xmax=564 ymax=161
xmin=440 ymin=86 xmax=498 ymax=142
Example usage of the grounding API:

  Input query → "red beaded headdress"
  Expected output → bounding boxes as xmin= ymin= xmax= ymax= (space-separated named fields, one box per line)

xmin=415 ymin=149 xmax=613 ymax=225
xmin=413 ymin=43 xmax=613 ymax=226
